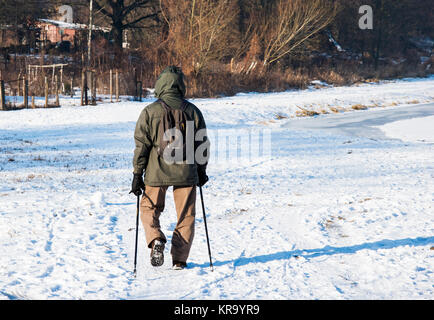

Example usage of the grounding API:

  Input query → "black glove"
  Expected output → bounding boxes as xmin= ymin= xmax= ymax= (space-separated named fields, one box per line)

xmin=130 ymin=173 xmax=145 ymax=196
xmin=198 ymin=171 xmax=209 ymax=187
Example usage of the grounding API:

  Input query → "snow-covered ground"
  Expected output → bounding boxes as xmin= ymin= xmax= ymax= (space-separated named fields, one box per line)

xmin=379 ymin=115 xmax=434 ymax=143
xmin=0 ymin=76 xmax=433 ymax=300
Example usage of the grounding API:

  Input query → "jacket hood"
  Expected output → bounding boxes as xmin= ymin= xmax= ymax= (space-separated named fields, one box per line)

xmin=154 ymin=66 xmax=186 ymax=103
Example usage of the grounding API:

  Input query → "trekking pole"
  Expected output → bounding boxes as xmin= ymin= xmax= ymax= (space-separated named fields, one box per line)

xmin=133 ymin=194 xmax=140 ymax=277
xmin=199 ymin=186 xmax=214 ymax=271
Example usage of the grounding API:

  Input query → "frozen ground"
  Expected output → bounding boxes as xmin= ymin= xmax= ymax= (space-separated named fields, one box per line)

xmin=0 ymin=76 xmax=433 ymax=299
xmin=378 ymin=115 xmax=434 ymax=143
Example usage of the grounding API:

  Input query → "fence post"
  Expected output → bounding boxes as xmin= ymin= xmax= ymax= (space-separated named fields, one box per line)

xmin=137 ymin=81 xmax=142 ymax=102
xmin=85 ymin=72 xmax=89 ymax=105
xmin=60 ymin=66 xmax=64 ymax=94
xmin=22 ymin=77 xmax=26 ymax=97
xmin=94 ymin=72 xmax=97 ymax=104
xmin=18 ymin=75 xmax=21 ymax=97
xmin=45 ymin=76 xmax=48 ymax=108
xmin=24 ymin=80 xmax=28 ymax=109
xmin=110 ymin=69 xmax=113 ymax=103
xmin=134 ymin=67 xmax=137 ymax=101
xmin=87 ymin=71 xmax=91 ymax=104
xmin=0 ymin=80 xmax=5 ymax=110
xmin=55 ymin=75 xmax=60 ymax=107
xmin=70 ymin=75 xmax=74 ymax=98
xmin=81 ymin=70 xmax=85 ymax=106
xmin=90 ymin=71 xmax=96 ymax=106
xmin=116 ymin=70 xmax=119 ymax=102
xmin=32 ymin=95 xmax=35 ymax=109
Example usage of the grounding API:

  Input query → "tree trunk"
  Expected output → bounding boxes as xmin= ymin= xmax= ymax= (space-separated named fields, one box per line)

xmin=111 ymin=21 xmax=124 ymax=59
xmin=373 ymin=0 xmax=384 ymax=71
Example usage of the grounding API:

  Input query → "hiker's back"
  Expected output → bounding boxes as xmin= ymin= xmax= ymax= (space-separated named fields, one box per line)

xmin=137 ymin=99 xmax=206 ymax=187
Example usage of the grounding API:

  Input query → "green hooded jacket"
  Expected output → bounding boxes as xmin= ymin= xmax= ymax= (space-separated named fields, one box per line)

xmin=132 ymin=66 xmax=208 ymax=186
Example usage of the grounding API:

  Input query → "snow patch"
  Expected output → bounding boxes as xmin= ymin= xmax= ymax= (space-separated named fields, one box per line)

xmin=377 ymin=115 xmax=434 ymax=143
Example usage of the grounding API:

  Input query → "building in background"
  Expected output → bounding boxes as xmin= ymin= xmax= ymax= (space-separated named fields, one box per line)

xmin=37 ymin=19 xmax=110 ymax=48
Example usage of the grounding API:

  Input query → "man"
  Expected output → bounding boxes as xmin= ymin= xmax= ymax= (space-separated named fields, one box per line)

xmin=130 ymin=66 xmax=209 ymax=270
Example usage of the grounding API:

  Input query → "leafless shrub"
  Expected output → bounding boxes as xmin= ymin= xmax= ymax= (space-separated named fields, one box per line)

xmin=160 ymin=0 xmax=239 ymax=75
xmin=259 ymin=0 xmax=337 ymax=68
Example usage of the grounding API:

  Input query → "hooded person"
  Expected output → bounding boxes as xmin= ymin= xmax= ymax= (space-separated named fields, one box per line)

xmin=130 ymin=66 xmax=209 ymax=270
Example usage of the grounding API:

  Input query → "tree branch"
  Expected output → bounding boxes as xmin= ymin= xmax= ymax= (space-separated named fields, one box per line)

xmin=121 ymin=0 xmax=151 ymax=17
xmin=92 ymin=0 xmax=113 ymax=19
xmin=122 ymin=12 xmax=160 ymax=29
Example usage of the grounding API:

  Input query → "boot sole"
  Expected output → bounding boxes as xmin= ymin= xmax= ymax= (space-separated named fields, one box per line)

xmin=172 ymin=265 xmax=186 ymax=270
xmin=150 ymin=242 xmax=165 ymax=267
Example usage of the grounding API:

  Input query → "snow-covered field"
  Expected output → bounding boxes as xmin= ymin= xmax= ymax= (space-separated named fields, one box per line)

xmin=379 ymin=115 xmax=434 ymax=143
xmin=0 ymin=76 xmax=433 ymax=299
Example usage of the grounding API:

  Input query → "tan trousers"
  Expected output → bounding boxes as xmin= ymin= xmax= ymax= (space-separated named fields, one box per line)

xmin=140 ymin=185 xmax=196 ymax=263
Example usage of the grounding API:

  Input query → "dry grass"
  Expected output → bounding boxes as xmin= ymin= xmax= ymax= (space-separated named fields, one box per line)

xmin=296 ymin=108 xmax=320 ymax=117
xmin=320 ymin=70 xmax=346 ymax=85
xmin=351 ymin=104 xmax=368 ymax=110
xmin=406 ymin=100 xmax=420 ymax=104
xmin=274 ymin=113 xmax=288 ymax=120
xmin=330 ymin=107 xmax=343 ymax=113
xmin=295 ymin=106 xmax=320 ymax=117
xmin=257 ymin=119 xmax=276 ymax=125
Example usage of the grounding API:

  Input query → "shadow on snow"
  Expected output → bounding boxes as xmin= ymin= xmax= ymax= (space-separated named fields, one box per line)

xmin=189 ymin=236 xmax=434 ymax=269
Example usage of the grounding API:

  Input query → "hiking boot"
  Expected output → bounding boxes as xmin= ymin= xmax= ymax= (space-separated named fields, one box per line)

xmin=172 ymin=260 xmax=187 ymax=270
xmin=150 ymin=239 xmax=165 ymax=267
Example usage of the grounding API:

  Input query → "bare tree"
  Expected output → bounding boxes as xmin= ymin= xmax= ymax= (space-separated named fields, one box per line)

xmin=89 ymin=0 xmax=160 ymax=53
xmin=260 ymin=0 xmax=337 ymax=68
xmin=161 ymin=0 xmax=239 ymax=75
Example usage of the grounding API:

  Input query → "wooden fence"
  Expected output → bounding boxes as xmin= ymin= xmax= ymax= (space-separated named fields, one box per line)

xmin=0 ymin=67 xmax=145 ymax=111
xmin=0 ymin=76 xmax=60 ymax=110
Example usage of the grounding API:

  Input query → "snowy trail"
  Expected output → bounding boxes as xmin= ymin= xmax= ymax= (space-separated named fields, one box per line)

xmin=0 ymin=77 xmax=433 ymax=299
